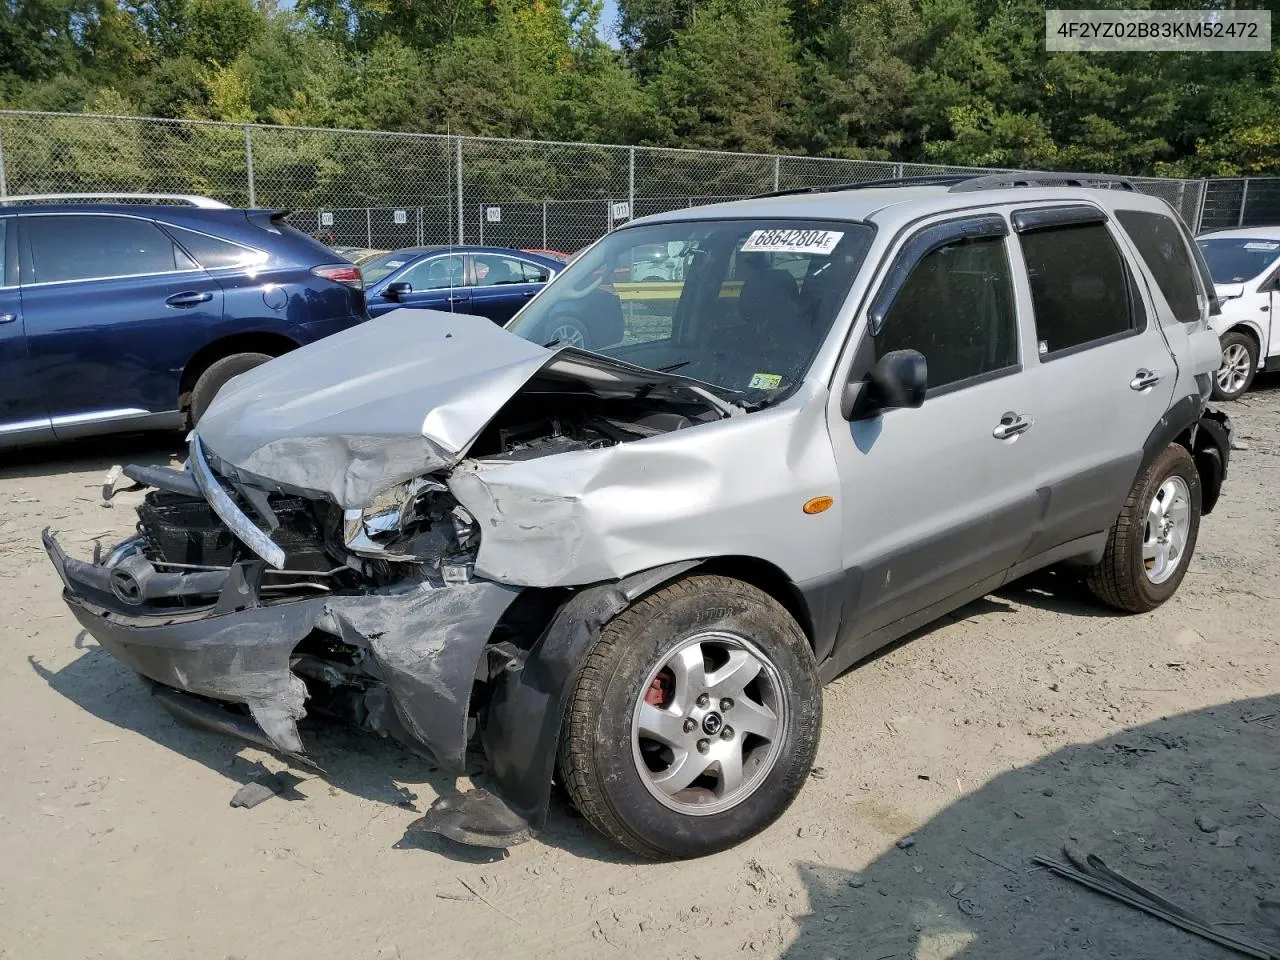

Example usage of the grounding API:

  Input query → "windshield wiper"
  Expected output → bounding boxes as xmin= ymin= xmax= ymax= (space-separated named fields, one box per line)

xmin=657 ymin=360 xmax=691 ymax=373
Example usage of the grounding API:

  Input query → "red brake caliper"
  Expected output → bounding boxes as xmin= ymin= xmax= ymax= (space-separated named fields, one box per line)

xmin=644 ymin=668 xmax=674 ymax=707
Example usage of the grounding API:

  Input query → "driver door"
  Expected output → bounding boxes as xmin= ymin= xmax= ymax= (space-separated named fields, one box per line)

xmin=373 ymin=254 xmax=470 ymax=316
xmin=826 ymin=213 xmax=1042 ymax=661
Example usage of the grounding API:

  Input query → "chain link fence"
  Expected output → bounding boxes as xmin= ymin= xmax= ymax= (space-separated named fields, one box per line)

xmin=1197 ymin=178 xmax=1280 ymax=232
xmin=0 ymin=109 xmax=1220 ymax=252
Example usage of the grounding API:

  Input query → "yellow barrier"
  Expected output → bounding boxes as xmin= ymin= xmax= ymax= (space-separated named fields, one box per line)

xmin=613 ymin=280 xmax=743 ymax=301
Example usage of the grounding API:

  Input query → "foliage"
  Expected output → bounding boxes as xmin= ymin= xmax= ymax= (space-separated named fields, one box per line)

xmin=0 ymin=0 xmax=1277 ymax=174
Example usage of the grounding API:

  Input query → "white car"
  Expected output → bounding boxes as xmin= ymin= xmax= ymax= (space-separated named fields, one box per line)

xmin=1196 ymin=226 xmax=1280 ymax=400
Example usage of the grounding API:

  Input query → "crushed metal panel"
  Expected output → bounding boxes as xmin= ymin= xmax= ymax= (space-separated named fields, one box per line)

xmin=195 ymin=310 xmax=552 ymax=508
xmin=449 ymin=379 xmax=843 ymax=588
xmin=324 ymin=578 xmax=521 ymax=770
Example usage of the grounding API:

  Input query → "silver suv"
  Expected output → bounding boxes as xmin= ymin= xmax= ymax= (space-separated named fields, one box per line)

xmin=43 ymin=174 xmax=1232 ymax=859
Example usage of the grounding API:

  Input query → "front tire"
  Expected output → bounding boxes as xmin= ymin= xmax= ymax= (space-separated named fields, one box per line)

xmin=557 ymin=575 xmax=821 ymax=859
xmin=1085 ymin=444 xmax=1201 ymax=613
xmin=1212 ymin=330 xmax=1258 ymax=401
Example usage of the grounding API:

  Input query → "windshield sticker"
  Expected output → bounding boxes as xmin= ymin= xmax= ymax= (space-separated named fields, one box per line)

xmin=748 ymin=372 xmax=783 ymax=390
xmin=741 ymin=229 xmax=844 ymax=256
xmin=1243 ymin=242 xmax=1280 ymax=251
xmin=385 ymin=259 xmax=406 ymax=268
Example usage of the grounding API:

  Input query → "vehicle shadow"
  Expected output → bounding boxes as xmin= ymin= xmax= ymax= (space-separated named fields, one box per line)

xmin=0 ymin=432 xmax=181 ymax=480
xmin=781 ymin=694 xmax=1280 ymax=960
xmin=997 ymin=566 xmax=1116 ymax=618
xmin=29 ymin=637 xmax=641 ymax=865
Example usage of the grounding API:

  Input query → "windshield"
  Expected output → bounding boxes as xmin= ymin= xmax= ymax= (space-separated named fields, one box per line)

xmin=506 ymin=219 xmax=874 ymax=399
xmin=361 ymin=250 xmax=420 ymax=285
xmin=1196 ymin=237 xmax=1280 ymax=285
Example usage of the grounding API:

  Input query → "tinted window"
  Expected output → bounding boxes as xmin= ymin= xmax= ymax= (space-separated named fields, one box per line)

xmin=473 ymin=254 xmax=540 ymax=286
xmin=873 ymin=235 xmax=1018 ymax=390
xmin=0 ymin=219 xmax=7 ymax=284
xmin=27 ymin=215 xmax=191 ymax=284
xmin=167 ymin=225 xmax=264 ymax=270
xmin=1116 ymin=210 xmax=1202 ymax=323
xmin=1196 ymin=236 xmax=1280 ymax=284
xmin=1020 ymin=223 xmax=1134 ymax=356
xmin=399 ymin=255 xmax=465 ymax=291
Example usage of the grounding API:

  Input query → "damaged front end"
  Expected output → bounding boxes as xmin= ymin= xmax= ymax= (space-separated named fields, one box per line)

xmin=44 ymin=311 xmax=742 ymax=845
xmin=45 ymin=445 xmax=522 ymax=778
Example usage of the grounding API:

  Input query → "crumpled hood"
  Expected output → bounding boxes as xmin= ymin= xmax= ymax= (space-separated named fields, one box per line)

xmin=195 ymin=308 xmax=735 ymax=509
xmin=1214 ymin=282 xmax=1246 ymax=301
xmin=196 ymin=310 xmax=553 ymax=507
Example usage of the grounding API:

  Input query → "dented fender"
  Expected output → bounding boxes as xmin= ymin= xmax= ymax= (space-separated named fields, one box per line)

xmin=480 ymin=560 xmax=701 ymax=828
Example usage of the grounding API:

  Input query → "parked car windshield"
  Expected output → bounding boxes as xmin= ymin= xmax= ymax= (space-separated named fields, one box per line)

xmin=1196 ymin=236 xmax=1280 ymax=284
xmin=506 ymin=219 xmax=874 ymax=400
xmin=361 ymin=250 xmax=421 ymax=285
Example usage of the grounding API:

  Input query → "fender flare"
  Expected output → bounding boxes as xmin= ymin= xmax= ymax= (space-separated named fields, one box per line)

xmin=1138 ymin=394 xmax=1232 ymax=516
xmin=479 ymin=560 xmax=699 ymax=828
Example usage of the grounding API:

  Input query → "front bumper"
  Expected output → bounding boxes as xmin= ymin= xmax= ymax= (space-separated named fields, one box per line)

xmin=44 ymin=529 xmax=520 ymax=770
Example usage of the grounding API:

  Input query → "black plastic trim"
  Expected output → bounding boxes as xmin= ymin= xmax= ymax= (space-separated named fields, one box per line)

xmin=1011 ymin=204 xmax=1108 ymax=234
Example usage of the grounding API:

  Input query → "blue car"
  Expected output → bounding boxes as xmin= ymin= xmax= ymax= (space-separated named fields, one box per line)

xmin=0 ymin=193 xmax=369 ymax=448
xmin=362 ymin=246 xmax=561 ymax=324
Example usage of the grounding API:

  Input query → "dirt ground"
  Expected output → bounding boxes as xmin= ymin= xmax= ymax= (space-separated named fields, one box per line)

xmin=1 ymin=379 xmax=1278 ymax=960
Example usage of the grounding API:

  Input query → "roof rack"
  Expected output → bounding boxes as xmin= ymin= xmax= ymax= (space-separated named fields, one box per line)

xmin=949 ymin=172 xmax=1137 ymax=193
xmin=0 ymin=192 xmax=230 ymax=208
xmin=756 ymin=174 xmax=979 ymax=199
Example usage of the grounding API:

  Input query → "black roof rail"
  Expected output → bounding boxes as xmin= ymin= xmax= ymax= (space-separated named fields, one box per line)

xmin=949 ymin=172 xmax=1137 ymax=193
xmin=754 ymin=174 xmax=980 ymax=199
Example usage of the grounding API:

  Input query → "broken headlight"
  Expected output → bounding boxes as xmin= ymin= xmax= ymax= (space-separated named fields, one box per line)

xmin=342 ymin=477 xmax=446 ymax=558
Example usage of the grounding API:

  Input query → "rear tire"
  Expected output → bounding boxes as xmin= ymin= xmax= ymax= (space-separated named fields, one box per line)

xmin=557 ymin=575 xmax=821 ymax=859
xmin=187 ymin=352 xmax=272 ymax=427
xmin=1085 ymin=444 xmax=1201 ymax=613
xmin=1211 ymin=330 xmax=1258 ymax=401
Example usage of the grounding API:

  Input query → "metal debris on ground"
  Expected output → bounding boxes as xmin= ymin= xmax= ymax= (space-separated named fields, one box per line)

xmin=1035 ymin=846 xmax=1280 ymax=960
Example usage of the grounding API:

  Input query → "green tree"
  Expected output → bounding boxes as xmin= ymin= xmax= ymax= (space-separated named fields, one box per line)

xmin=649 ymin=0 xmax=804 ymax=153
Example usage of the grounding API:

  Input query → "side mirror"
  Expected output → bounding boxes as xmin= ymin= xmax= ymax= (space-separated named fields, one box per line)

xmin=841 ymin=349 xmax=928 ymax=420
xmin=385 ymin=281 xmax=412 ymax=300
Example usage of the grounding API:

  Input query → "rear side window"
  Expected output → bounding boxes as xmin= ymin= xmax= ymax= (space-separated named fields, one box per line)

xmin=26 ymin=215 xmax=192 ymax=284
xmin=0 ymin=219 xmax=7 ymax=285
xmin=166 ymin=225 xmax=265 ymax=270
xmin=873 ymin=235 xmax=1018 ymax=391
xmin=1116 ymin=210 xmax=1202 ymax=323
xmin=1019 ymin=223 xmax=1134 ymax=357
xmin=520 ymin=261 xmax=550 ymax=283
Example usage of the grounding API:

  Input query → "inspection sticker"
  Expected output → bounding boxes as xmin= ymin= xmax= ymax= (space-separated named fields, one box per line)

xmin=1243 ymin=241 xmax=1280 ymax=251
xmin=748 ymin=372 xmax=783 ymax=389
xmin=741 ymin=229 xmax=843 ymax=256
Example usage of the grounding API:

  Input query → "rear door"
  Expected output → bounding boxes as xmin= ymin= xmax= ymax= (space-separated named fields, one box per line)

xmin=19 ymin=213 xmax=225 ymax=437
xmin=467 ymin=253 xmax=551 ymax=324
xmin=0 ymin=216 xmax=53 ymax=445
xmin=1008 ymin=206 xmax=1177 ymax=559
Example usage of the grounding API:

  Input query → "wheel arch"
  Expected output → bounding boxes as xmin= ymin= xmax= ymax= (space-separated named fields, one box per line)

xmin=1140 ymin=395 xmax=1231 ymax=517
xmin=178 ymin=331 xmax=301 ymax=417
xmin=476 ymin=556 xmax=824 ymax=831
xmin=1220 ymin=321 xmax=1263 ymax=355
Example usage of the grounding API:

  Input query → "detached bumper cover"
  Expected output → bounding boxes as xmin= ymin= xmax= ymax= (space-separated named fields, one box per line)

xmin=44 ymin=529 xmax=519 ymax=770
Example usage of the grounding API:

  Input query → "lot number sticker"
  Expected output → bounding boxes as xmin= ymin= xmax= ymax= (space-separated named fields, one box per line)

xmin=742 ymin=229 xmax=843 ymax=255
xmin=1244 ymin=241 xmax=1280 ymax=251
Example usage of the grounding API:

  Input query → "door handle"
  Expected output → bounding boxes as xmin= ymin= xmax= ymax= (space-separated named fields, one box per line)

xmin=0 ymin=313 xmax=15 ymax=324
xmin=1130 ymin=368 xmax=1162 ymax=391
xmin=992 ymin=411 xmax=1033 ymax=440
xmin=165 ymin=291 xmax=213 ymax=308
xmin=446 ymin=295 xmax=466 ymax=303
xmin=521 ymin=290 xmax=537 ymax=298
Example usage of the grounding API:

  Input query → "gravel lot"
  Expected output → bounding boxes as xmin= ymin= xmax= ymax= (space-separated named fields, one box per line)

xmin=2 ymin=377 xmax=1277 ymax=960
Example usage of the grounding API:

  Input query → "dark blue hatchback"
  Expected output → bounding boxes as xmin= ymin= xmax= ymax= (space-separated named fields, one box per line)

xmin=362 ymin=246 xmax=561 ymax=324
xmin=0 ymin=194 xmax=370 ymax=448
